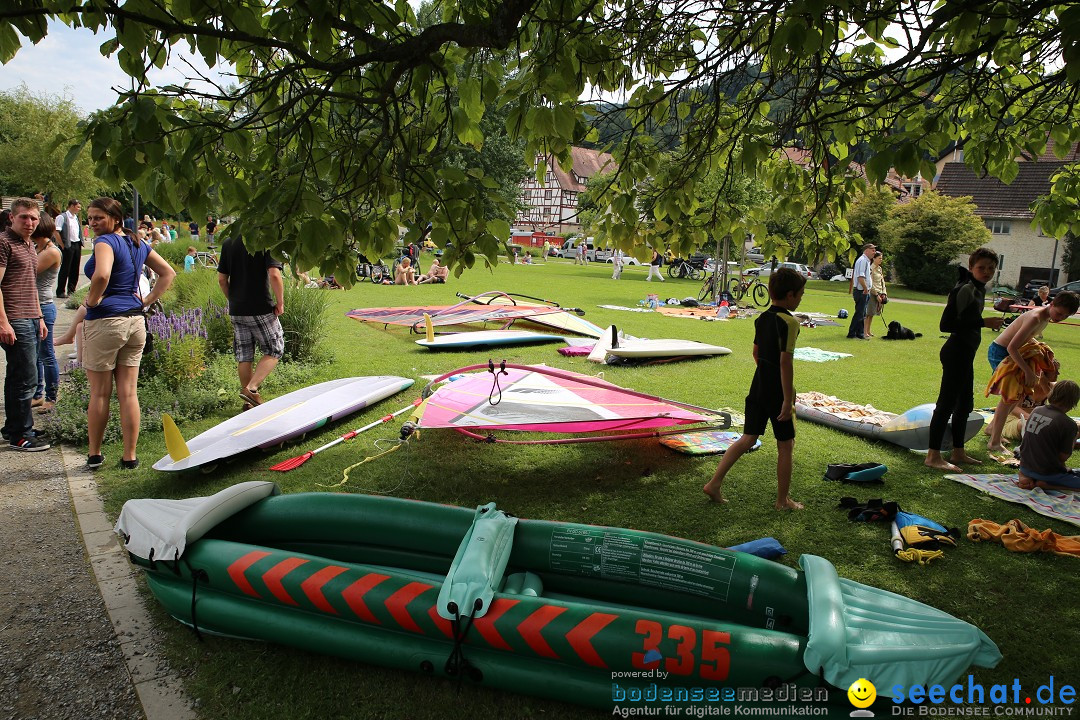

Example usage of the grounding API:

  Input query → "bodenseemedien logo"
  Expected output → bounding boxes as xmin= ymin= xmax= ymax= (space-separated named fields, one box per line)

xmin=848 ymin=678 xmax=877 ymax=717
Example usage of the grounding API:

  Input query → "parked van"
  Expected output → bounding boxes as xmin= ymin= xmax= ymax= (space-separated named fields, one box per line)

xmin=558 ymin=239 xmax=595 ymax=260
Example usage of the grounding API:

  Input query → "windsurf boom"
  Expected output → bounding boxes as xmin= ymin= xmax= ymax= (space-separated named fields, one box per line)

xmin=409 ymin=362 xmax=729 ymax=444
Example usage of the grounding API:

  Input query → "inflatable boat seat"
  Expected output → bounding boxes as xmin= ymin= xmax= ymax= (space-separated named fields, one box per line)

xmin=437 ymin=502 xmax=518 ymax=620
xmin=114 ymin=481 xmax=279 ymax=562
xmin=800 ymin=554 xmax=1001 ymax=691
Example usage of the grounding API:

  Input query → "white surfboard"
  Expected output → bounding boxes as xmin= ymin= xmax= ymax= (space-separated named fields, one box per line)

xmin=606 ymin=339 xmax=732 ymax=358
xmin=590 ymin=325 xmax=730 ymax=361
xmin=415 ymin=329 xmax=568 ymax=349
xmin=153 ymin=376 xmax=414 ymax=472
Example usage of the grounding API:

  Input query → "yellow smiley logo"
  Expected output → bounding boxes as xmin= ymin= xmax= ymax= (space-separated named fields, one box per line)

xmin=847 ymin=678 xmax=876 ymax=709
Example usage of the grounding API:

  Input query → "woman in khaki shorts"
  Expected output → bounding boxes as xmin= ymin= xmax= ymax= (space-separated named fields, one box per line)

xmin=81 ymin=198 xmax=175 ymax=470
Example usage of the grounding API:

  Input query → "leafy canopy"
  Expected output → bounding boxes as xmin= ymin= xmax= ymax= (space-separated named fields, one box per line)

xmin=1 ymin=0 xmax=1078 ymax=279
xmin=0 ymin=86 xmax=107 ymax=204
xmin=879 ymin=191 xmax=992 ymax=294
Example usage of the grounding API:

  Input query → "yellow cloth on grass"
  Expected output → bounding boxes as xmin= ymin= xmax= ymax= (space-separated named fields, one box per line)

xmin=985 ymin=341 xmax=1056 ymax=403
xmin=967 ymin=518 xmax=1080 ymax=558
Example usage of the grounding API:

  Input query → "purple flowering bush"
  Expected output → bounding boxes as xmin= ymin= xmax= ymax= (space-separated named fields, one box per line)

xmin=143 ymin=308 xmax=209 ymax=390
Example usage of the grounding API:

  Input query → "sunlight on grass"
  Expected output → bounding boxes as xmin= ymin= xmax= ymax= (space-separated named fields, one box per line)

xmin=96 ymin=259 xmax=1080 ymax=718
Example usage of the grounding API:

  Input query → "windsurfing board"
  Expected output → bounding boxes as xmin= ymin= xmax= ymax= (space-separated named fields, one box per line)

xmin=153 ymin=376 xmax=414 ymax=472
xmin=590 ymin=325 xmax=730 ymax=361
xmin=416 ymin=329 xmax=568 ymax=350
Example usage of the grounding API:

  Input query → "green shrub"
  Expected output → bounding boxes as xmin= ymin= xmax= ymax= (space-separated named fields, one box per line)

xmin=279 ymin=285 xmax=331 ymax=364
xmin=154 ymin=241 xmax=192 ymax=267
xmin=163 ymin=266 xmax=222 ymax=313
xmin=203 ymin=299 xmax=233 ymax=355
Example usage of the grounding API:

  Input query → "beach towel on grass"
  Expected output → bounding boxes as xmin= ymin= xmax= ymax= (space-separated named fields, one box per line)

xmin=660 ymin=430 xmax=760 ymax=456
xmin=945 ymin=473 xmax=1080 ymax=528
xmin=793 ymin=347 xmax=854 ymax=363
xmin=967 ymin=518 xmax=1080 ymax=558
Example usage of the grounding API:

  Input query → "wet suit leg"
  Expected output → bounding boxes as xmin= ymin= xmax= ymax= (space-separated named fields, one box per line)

xmin=928 ymin=344 xmax=975 ymax=452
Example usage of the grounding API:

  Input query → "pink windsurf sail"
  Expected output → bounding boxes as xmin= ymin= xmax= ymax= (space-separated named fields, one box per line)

xmin=347 ymin=291 xmax=605 ymax=338
xmin=411 ymin=363 xmax=728 ymax=443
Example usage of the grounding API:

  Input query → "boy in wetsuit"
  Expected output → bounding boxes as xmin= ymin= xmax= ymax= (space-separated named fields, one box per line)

xmin=704 ymin=268 xmax=806 ymax=510
xmin=925 ymin=248 xmax=1004 ymax=471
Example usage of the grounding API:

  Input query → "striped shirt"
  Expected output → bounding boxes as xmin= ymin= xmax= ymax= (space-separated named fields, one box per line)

xmin=0 ymin=230 xmax=43 ymax=320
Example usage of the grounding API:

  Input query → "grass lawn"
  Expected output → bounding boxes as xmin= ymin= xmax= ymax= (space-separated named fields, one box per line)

xmin=96 ymin=258 xmax=1080 ymax=718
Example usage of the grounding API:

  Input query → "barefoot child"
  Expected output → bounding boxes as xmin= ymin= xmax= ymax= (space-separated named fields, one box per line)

xmin=704 ymin=268 xmax=805 ymax=510
xmin=926 ymin=248 xmax=1004 ymax=472
xmin=1017 ymin=380 xmax=1080 ymax=492
xmin=985 ymin=290 xmax=1080 ymax=451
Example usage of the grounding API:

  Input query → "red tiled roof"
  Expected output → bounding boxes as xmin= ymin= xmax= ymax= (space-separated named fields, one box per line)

xmin=547 ymin=147 xmax=617 ymax=192
xmin=934 ymin=161 xmax=1064 ymax=219
xmin=1019 ymin=138 xmax=1080 ymax=163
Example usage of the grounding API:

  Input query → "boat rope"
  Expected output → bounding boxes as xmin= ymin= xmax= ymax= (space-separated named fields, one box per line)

xmin=486 ymin=359 xmax=509 ymax=405
xmin=182 ymin=559 xmax=209 ymax=641
xmin=444 ymin=598 xmax=483 ymax=683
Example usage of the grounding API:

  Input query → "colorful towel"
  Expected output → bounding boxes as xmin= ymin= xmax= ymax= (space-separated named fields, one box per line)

xmin=985 ymin=341 xmax=1055 ymax=402
xmin=660 ymin=430 xmax=760 ymax=456
xmin=944 ymin=473 xmax=1080 ymax=528
xmin=793 ymin=347 xmax=853 ymax=363
xmin=967 ymin=518 xmax=1080 ymax=558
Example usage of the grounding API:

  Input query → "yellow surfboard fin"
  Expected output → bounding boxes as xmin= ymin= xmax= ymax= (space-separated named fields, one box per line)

xmin=424 ymin=313 xmax=435 ymax=342
xmin=162 ymin=413 xmax=191 ymax=461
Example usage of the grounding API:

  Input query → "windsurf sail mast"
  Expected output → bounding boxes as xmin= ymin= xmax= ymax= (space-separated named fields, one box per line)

xmin=412 ymin=362 xmax=730 ymax=445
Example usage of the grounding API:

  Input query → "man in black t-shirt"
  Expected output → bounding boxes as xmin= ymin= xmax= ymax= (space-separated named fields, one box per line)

xmin=217 ymin=236 xmax=284 ymax=407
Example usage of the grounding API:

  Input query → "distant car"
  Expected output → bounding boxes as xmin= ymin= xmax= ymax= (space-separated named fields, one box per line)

xmin=605 ymin=254 xmax=640 ymax=265
xmin=1045 ymin=279 xmax=1080 ymax=300
xmin=1019 ymin=278 xmax=1045 ymax=297
xmin=758 ymin=262 xmax=814 ymax=279
xmin=746 ymin=247 xmax=765 ymax=263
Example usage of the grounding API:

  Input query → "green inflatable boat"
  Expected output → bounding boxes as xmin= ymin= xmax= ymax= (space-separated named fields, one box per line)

xmin=115 ymin=482 xmax=1001 ymax=709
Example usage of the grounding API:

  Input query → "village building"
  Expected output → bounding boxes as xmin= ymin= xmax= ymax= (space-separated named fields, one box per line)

xmin=514 ymin=146 xmax=616 ymax=239
xmin=934 ymin=141 xmax=1080 ymax=288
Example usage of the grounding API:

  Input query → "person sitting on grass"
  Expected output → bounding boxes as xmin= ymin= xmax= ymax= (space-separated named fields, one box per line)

xmin=395 ymin=257 xmax=417 ymax=285
xmin=985 ymin=290 xmax=1079 ymax=452
xmin=1017 ymin=380 xmax=1080 ymax=492
xmin=1028 ymin=285 xmax=1051 ymax=307
xmin=418 ymin=257 xmax=449 ymax=284
xmin=184 ymin=246 xmax=197 ymax=272
xmin=703 ymin=267 xmax=806 ymax=511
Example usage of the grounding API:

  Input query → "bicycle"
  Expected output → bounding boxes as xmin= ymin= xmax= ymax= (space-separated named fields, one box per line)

xmin=727 ymin=271 xmax=770 ymax=307
xmin=667 ymin=257 xmax=704 ymax=280
xmin=194 ymin=250 xmax=217 ymax=267
xmin=356 ymin=258 xmax=390 ymax=284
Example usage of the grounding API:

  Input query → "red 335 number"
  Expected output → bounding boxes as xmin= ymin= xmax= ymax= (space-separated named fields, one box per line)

xmin=631 ymin=620 xmax=731 ymax=680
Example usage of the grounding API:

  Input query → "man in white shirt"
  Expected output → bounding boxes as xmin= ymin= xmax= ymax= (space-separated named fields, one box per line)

xmin=847 ymin=243 xmax=875 ymax=339
xmin=53 ymin=199 xmax=82 ymax=298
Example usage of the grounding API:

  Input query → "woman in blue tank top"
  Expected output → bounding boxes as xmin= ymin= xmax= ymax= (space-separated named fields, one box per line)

xmin=81 ymin=198 xmax=176 ymax=470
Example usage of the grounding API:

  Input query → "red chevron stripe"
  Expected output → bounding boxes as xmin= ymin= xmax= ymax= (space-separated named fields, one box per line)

xmin=472 ymin=598 xmax=518 ymax=651
xmin=517 ymin=605 xmax=566 ymax=659
xmin=342 ymin=573 xmax=390 ymax=624
xmin=227 ymin=550 xmax=271 ymax=597
xmin=426 ymin=605 xmax=455 ymax=639
xmin=300 ymin=565 xmax=348 ymax=614
xmin=566 ymin=612 xmax=618 ymax=668
xmin=262 ymin=557 xmax=308 ymax=606
xmin=385 ymin=582 xmax=431 ymax=633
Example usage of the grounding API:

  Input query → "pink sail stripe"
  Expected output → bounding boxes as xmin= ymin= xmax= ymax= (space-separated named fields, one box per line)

xmin=416 ymin=366 xmax=714 ymax=433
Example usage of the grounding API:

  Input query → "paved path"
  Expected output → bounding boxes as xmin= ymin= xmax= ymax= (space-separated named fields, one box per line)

xmin=0 ymin=265 xmax=196 ymax=720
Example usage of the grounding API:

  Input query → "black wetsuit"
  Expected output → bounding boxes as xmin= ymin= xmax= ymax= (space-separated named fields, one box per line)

xmin=928 ymin=266 xmax=987 ymax=451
